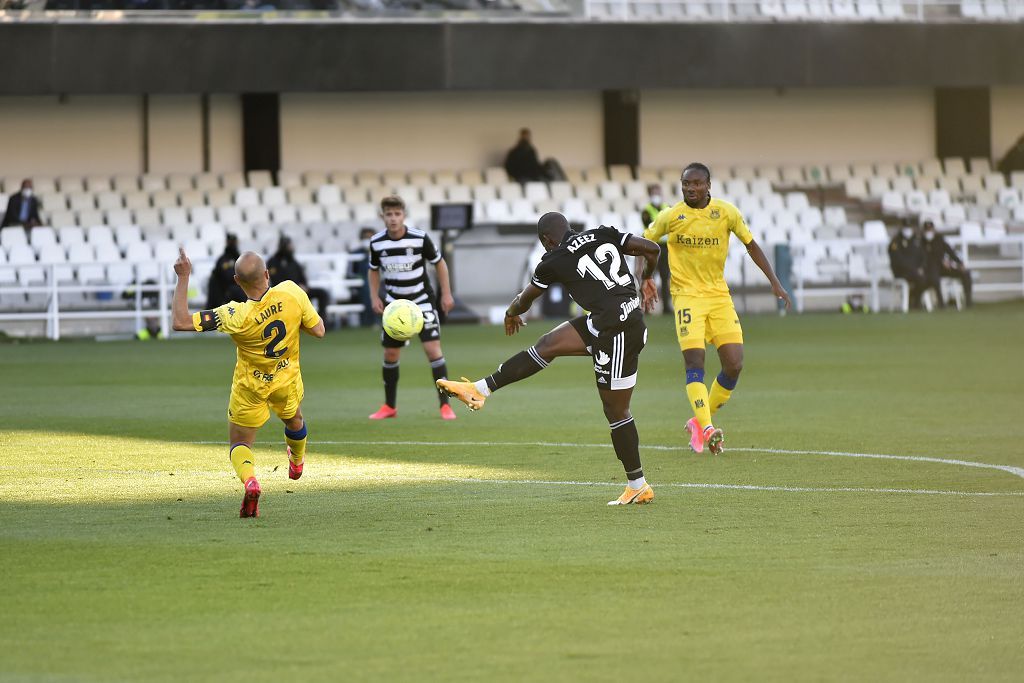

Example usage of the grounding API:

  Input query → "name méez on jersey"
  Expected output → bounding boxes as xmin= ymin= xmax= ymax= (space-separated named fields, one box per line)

xmin=566 ymin=231 xmax=641 ymax=322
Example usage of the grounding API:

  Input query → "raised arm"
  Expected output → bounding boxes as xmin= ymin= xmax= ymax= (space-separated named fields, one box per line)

xmin=745 ymin=239 xmax=792 ymax=310
xmin=503 ymin=283 xmax=546 ymax=336
xmin=626 ymin=234 xmax=662 ymax=313
xmin=172 ymin=248 xmax=198 ymax=332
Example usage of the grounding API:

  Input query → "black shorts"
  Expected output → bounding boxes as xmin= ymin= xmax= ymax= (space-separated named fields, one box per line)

xmin=381 ymin=301 xmax=442 ymax=348
xmin=568 ymin=314 xmax=647 ymax=391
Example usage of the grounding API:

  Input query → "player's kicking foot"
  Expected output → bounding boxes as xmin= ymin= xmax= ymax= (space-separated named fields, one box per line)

xmin=369 ymin=404 xmax=397 ymax=420
xmin=287 ymin=446 xmax=303 ymax=480
xmin=240 ymin=477 xmax=261 ymax=518
xmin=435 ymin=377 xmax=486 ymax=411
xmin=685 ymin=417 xmax=705 ymax=454
xmin=439 ymin=404 xmax=457 ymax=421
xmin=704 ymin=426 xmax=725 ymax=455
xmin=607 ymin=483 xmax=655 ymax=506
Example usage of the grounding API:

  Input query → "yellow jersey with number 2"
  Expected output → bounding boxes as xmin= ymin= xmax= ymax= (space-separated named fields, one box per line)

xmin=192 ymin=280 xmax=320 ymax=396
xmin=643 ymin=197 xmax=753 ymax=298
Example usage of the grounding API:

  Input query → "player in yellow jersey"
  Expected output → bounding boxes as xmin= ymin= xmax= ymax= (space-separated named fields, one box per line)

xmin=171 ymin=248 xmax=325 ymax=517
xmin=643 ymin=163 xmax=790 ymax=455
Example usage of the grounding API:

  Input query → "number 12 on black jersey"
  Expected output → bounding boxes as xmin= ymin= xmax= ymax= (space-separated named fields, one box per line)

xmin=576 ymin=243 xmax=631 ymax=290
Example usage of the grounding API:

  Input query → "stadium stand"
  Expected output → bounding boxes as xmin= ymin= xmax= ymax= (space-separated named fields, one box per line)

xmin=2 ymin=157 xmax=1023 ymax=338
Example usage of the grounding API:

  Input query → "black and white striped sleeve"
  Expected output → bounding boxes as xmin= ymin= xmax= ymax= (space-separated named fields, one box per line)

xmin=422 ymin=234 xmax=442 ymax=265
xmin=530 ymin=260 xmax=552 ymax=290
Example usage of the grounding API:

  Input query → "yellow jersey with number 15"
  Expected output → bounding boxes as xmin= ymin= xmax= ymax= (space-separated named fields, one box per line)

xmin=192 ymin=280 xmax=320 ymax=396
xmin=643 ymin=197 xmax=753 ymax=298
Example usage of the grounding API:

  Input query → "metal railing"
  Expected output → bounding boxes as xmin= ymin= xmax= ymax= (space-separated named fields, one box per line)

xmin=790 ymin=235 xmax=1024 ymax=313
xmin=0 ymin=252 xmax=365 ymax=340
xmin=583 ymin=0 xmax=1024 ymax=21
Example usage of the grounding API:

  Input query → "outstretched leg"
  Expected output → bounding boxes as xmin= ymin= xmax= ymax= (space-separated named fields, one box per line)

xmin=437 ymin=319 xmax=588 ymax=411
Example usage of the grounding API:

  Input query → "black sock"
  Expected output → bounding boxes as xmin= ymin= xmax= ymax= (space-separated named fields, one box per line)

xmin=609 ymin=416 xmax=643 ymax=480
xmin=382 ymin=361 xmax=399 ymax=408
xmin=484 ymin=346 xmax=549 ymax=392
xmin=430 ymin=356 xmax=450 ymax=407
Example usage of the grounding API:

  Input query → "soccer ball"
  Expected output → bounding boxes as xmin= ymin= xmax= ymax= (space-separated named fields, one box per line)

xmin=382 ymin=299 xmax=425 ymax=341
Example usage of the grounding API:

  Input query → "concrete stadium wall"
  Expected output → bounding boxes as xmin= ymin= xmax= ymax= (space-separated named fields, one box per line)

xmin=279 ymin=91 xmax=603 ymax=173
xmin=0 ymin=96 xmax=143 ymax=177
xmin=0 ymin=94 xmax=245 ymax=179
xmin=209 ymin=95 xmax=244 ymax=174
xmin=991 ymin=86 xmax=1024 ymax=162
xmin=639 ymin=88 xmax=935 ymax=168
xmin=148 ymin=96 xmax=203 ymax=174
xmin=0 ymin=88 xmax=1015 ymax=179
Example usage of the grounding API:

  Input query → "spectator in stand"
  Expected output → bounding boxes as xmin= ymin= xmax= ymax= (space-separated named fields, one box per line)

xmin=206 ymin=233 xmax=246 ymax=308
xmin=348 ymin=227 xmax=377 ymax=327
xmin=504 ymin=128 xmax=565 ymax=183
xmin=920 ymin=220 xmax=973 ymax=308
xmin=888 ymin=221 xmax=927 ymax=310
xmin=641 ymin=183 xmax=672 ymax=314
xmin=2 ymin=179 xmax=43 ymax=230
xmin=267 ymin=236 xmax=331 ymax=321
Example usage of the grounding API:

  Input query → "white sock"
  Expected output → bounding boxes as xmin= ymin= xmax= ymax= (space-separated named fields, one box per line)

xmin=627 ymin=476 xmax=646 ymax=490
xmin=474 ymin=379 xmax=491 ymax=397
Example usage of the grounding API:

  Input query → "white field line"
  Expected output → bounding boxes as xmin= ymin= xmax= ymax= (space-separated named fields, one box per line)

xmin=318 ymin=474 xmax=1024 ymax=498
xmin=2 ymin=465 xmax=1020 ymax=498
xmin=174 ymin=438 xmax=1024 ymax=496
xmin=188 ymin=439 xmax=1024 ymax=481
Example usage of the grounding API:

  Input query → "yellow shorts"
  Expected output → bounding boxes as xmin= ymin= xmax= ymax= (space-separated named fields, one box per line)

xmin=228 ymin=375 xmax=304 ymax=428
xmin=672 ymin=294 xmax=743 ymax=351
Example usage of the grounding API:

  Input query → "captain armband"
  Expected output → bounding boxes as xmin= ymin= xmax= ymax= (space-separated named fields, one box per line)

xmin=197 ymin=309 xmax=220 ymax=332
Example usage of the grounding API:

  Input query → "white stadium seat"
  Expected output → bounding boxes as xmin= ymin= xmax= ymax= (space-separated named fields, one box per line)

xmin=243 ymin=206 xmax=270 ymax=224
xmin=106 ymin=262 xmax=135 ymax=285
xmin=67 ymin=242 xmax=94 ymax=264
xmin=234 ymin=188 xmax=260 ymax=208
xmin=167 ymin=174 xmax=193 ymax=192
xmin=297 ymin=205 xmax=326 ymax=223
xmin=315 ymin=185 xmax=342 ymax=206
xmin=863 ymin=220 xmax=889 ymax=243
xmin=194 ymin=173 xmax=221 ymax=192
xmin=216 ymin=206 xmax=244 ymax=226
xmin=105 ymin=209 xmax=133 ymax=226
xmin=115 ymin=225 xmax=142 ymax=246
xmin=248 ymin=170 xmax=273 ymax=189
xmin=262 ymin=187 xmax=287 ymax=207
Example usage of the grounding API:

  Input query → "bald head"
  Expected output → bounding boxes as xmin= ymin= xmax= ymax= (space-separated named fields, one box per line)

xmin=537 ymin=212 xmax=570 ymax=250
xmin=234 ymin=251 xmax=268 ymax=289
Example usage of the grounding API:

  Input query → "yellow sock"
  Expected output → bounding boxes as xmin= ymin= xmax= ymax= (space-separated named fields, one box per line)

xmin=685 ymin=381 xmax=712 ymax=430
xmin=286 ymin=436 xmax=306 ymax=464
xmin=709 ymin=378 xmax=734 ymax=417
xmin=285 ymin=423 xmax=307 ymax=465
xmin=230 ymin=444 xmax=255 ymax=484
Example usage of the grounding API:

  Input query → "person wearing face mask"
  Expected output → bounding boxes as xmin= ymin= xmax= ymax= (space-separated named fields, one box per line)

xmin=642 ymin=183 xmax=673 ymax=314
xmin=266 ymin=235 xmax=331 ymax=322
xmin=888 ymin=221 xmax=927 ymax=310
xmin=2 ymin=179 xmax=43 ymax=230
xmin=920 ymin=220 xmax=972 ymax=308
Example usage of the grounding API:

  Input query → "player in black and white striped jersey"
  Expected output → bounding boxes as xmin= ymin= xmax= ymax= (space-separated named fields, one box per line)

xmin=367 ymin=195 xmax=457 ymax=421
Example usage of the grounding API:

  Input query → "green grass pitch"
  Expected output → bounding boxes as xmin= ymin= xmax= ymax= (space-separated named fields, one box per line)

xmin=2 ymin=303 xmax=1023 ymax=682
